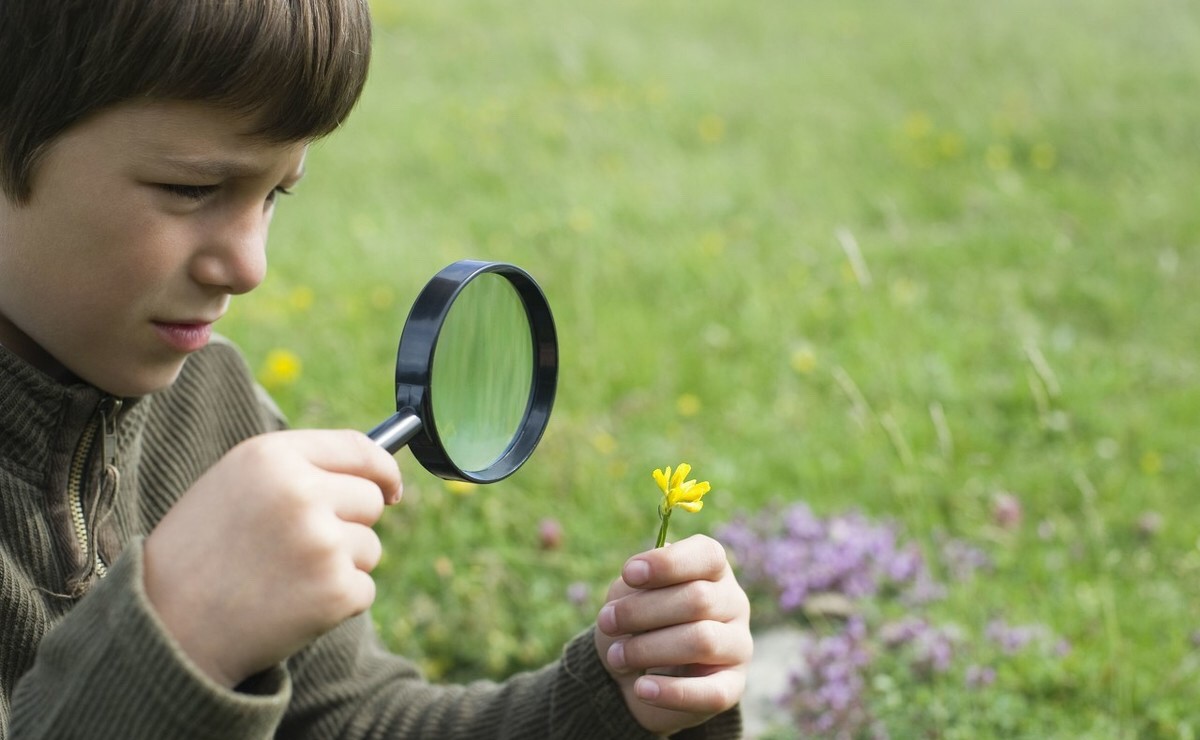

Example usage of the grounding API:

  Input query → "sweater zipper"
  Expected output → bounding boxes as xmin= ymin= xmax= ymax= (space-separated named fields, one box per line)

xmin=68 ymin=396 xmax=122 ymax=579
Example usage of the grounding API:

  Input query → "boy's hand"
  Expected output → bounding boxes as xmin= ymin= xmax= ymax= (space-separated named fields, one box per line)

xmin=143 ymin=430 xmax=402 ymax=688
xmin=593 ymin=535 xmax=752 ymax=735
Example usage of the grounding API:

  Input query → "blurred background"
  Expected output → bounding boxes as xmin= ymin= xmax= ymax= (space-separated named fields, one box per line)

xmin=221 ymin=0 xmax=1200 ymax=736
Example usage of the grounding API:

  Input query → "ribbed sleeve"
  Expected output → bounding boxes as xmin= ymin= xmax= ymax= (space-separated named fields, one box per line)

xmin=277 ymin=616 xmax=660 ymax=739
xmin=8 ymin=538 xmax=290 ymax=739
xmin=279 ymin=615 xmax=742 ymax=739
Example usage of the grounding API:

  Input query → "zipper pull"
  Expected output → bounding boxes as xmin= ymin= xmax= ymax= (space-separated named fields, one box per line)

xmin=100 ymin=397 xmax=123 ymax=469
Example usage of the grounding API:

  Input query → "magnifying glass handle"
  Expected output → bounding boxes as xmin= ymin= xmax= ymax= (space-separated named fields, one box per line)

xmin=368 ymin=411 xmax=423 ymax=455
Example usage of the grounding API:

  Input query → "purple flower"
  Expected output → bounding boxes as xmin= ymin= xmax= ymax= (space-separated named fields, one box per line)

xmin=909 ymin=625 xmax=956 ymax=676
xmin=787 ymin=617 xmax=874 ymax=737
xmin=1137 ymin=511 xmax=1164 ymax=539
xmin=566 ymin=581 xmax=590 ymax=607
xmin=1037 ymin=519 xmax=1056 ymax=540
xmin=1052 ymin=638 xmax=1072 ymax=658
xmin=986 ymin=619 xmax=1050 ymax=655
xmin=965 ymin=664 xmax=997 ymax=689
xmin=992 ymin=492 xmax=1023 ymax=530
xmin=717 ymin=503 xmax=941 ymax=615
xmin=939 ymin=537 xmax=992 ymax=582
xmin=878 ymin=617 xmax=957 ymax=677
xmin=538 ymin=517 xmax=563 ymax=550
xmin=714 ymin=502 xmax=1042 ymax=735
xmin=879 ymin=616 xmax=927 ymax=648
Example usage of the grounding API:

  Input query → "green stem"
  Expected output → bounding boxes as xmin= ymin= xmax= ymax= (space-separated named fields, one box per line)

xmin=655 ymin=508 xmax=671 ymax=548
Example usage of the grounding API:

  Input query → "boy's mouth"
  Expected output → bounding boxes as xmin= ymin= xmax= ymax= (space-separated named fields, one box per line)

xmin=151 ymin=321 xmax=214 ymax=353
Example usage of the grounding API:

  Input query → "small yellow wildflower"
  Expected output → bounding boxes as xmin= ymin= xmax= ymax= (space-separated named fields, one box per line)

xmin=903 ymin=111 xmax=933 ymax=140
xmin=1030 ymin=142 xmax=1057 ymax=171
xmin=652 ymin=463 xmax=711 ymax=547
xmin=643 ymin=82 xmax=667 ymax=105
xmin=444 ymin=479 xmax=477 ymax=496
xmin=591 ymin=431 xmax=618 ymax=456
xmin=259 ymin=349 xmax=302 ymax=390
xmin=937 ymin=132 xmax=964 ymax=160
xmin=370 ymin=0 xmax=408 ymax=29
xmin=698 ymin=114 xmax=726 ymax=144
xmin=287 ymin=285 xmax=314 ymax=312
xmin=370 ymin=286 xmax=396 ymax=310
xmin=676 ymin=393 xmax=702 ymax=417
xmin=699 ymin=230 xmax=727 ymax=257
xmin=985 ymin=143 xmax=1012 ymax=171
xmin=790 ymin=346 xmax=817 ymax=375
xmin=567 ymin=207 xmax=595 ymax=234
xmin=889 ymin=277 xmax=920 ymax=307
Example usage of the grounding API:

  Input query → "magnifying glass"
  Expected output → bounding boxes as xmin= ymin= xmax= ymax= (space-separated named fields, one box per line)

xmin=366 ymin=260 xmax=558 ymax=483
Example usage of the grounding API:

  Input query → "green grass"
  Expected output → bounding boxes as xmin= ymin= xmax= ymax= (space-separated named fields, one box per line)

xmin=221 ymin=0 xmax=1200 ymax=735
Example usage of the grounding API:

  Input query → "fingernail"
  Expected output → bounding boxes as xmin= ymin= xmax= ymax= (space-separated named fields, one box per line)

xmin=635 ymin=676 xmax=660 ymax=701
xmin=597 ymin=603 xmax=617 ymax=634
xmin=624 ymin=559 xmax=650 ymax=587
xmin=607 ymin=640 xmax=627 ymax=670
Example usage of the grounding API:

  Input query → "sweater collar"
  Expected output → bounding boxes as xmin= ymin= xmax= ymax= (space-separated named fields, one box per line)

xmin=0 ymin=343 xmax=116 ymax=482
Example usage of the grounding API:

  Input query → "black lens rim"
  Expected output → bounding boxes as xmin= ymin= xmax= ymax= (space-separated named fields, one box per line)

xmin=392 ymin=260 xmax=558 ymax=483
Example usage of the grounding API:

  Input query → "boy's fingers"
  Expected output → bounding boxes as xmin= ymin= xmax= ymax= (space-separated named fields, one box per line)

xmin=344 ymin=522 xmax=384 ymax=572
xmin=609 ymin=620 xmax=753 ymax=674
xmin=601 ymin=576 xmax=749 ymax=636
xmin=622 ymin=535 xmax=729 ymax=589
xmin=633 ymin=669 xmax=746 ymax=716
xmin=258 ymin=429 xmax=404 ymax=504
xmin=323 ymin=472 xmax=389 ymax=526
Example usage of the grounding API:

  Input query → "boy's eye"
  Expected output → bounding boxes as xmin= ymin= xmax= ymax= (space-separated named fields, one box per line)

xmin=159 ymin=183 xmax=218 ymax=201
xmin=156 ymin=183 xmax=293 ymax=205
xmin=266 ymin=185 xmax=293 ymax=204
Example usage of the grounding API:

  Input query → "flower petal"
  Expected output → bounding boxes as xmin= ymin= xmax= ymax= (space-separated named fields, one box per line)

xmin=677 ymin=500 xmax=704 ymax=513
xmin=670 ymin=481 xmax=693 ymax=506
xmin=672 ymin=460 xmax=691 ymax=491
xmin=653 ymin=468 xmax=670 ymax=494
xmin=671 ymin=463 xmax=691 ymax=490
xmin=677 ymin=480 xmax=710 ymax=503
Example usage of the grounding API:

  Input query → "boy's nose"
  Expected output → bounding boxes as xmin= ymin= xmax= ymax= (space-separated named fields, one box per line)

xmin=190 ymin=212 xmax=268 ymax=295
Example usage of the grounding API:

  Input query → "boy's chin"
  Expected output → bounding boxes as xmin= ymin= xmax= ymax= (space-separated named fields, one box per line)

xmin=84 ymin=360 xmax=189 ymax=398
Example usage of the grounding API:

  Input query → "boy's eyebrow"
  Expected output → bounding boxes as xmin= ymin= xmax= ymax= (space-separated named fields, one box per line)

xmin=157 ymin=156 xmax=306 ymax=181
xmin=158 ymin=157 xmax=264 ymax=179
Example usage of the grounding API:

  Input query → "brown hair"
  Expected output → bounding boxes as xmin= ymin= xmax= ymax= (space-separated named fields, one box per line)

xmin=0 ymin=0 xmax=372 ymax=202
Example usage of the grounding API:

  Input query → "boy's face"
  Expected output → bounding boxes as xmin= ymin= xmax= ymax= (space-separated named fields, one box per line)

xmin=0 ymin=101 xmax=307 ymax=397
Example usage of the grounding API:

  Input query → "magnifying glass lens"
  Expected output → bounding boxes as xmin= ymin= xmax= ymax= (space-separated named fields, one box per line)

xmin=431 ymin=273 xmax=534 ymax=472
xmin=368 ymin=260 xmax=557 ymax=483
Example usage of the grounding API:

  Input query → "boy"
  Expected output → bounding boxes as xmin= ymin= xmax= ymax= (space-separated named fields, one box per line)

xmin=0 ymin=2 xmax=752 ymax=738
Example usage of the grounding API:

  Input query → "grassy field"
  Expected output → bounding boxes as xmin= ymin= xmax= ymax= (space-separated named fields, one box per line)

xmin=221 ymin=0 xmax=1200 ymax=735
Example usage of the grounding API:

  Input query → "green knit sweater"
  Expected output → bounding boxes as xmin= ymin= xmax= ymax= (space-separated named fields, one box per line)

xmin=0 ymin=340 xmax=741 ymax=739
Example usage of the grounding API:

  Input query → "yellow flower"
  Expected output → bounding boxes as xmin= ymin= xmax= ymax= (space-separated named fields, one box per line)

xmin=287 ymin=285 xmax=314 ymax=312
xmin=567 ymin=207 xmax=594 ymax=233
xmin=903 ymin=111 xmax=933 ymax=139
xmin=985 ymin=143 xmax=1012 ymax=171
xmin=1031 ymin=142 xmax=1057 ymax=171
xmin=259 ymin=348 xmax=302 ymax=390
xmin=590 ymin=431 xmax=618 ymax=455
xmin=444 ymin=479 xmax=477 ymax=496
xmin=676 ymin=393 xmax=702 ymax=417
xmin=657 ymin=463 xmax=710 ymax=512
xmin=653 ymin=463 xmax=711 ymax=547
xmin=937 ymin=132 xmax=964 ymax=160
xmin=790 ymin=346 xmax=817 ymax=375
xmin=697 ymin=114 xmax=726 ymax=144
